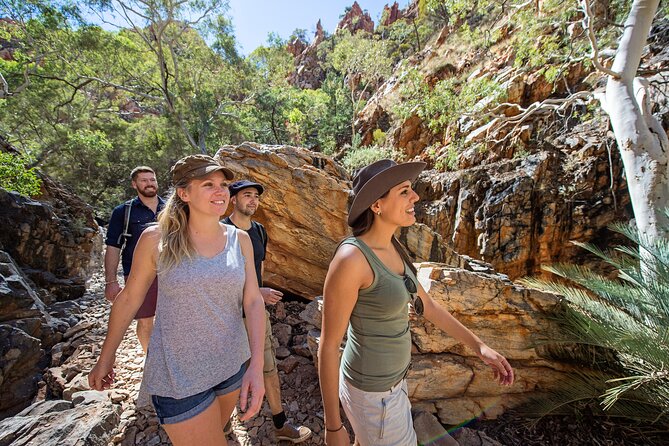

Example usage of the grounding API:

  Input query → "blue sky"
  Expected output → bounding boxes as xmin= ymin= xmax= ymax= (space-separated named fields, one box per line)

xmin=84 ymin=1 xmax=410 ymax=55
xmin=227 ymin=0 xmax=409 ymax=54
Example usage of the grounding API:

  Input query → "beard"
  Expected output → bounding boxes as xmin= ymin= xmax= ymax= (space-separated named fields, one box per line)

xmin=138 ymin=187 xmax=158 ymax=198
xmin=239 ymin=205 xmax=256 ymax=217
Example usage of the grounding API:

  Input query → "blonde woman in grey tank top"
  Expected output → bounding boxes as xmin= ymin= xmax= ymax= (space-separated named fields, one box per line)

xmin=319 ymin=160 xmax=515 ymax=446
xmin=89 ymin=155 xmax=266 ymax=446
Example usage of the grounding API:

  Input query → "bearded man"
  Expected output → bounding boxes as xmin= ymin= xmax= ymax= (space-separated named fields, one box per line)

xmin=104 ymin=166 xmax=164 ymax=352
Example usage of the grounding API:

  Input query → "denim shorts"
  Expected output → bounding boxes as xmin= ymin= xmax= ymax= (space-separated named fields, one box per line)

xmin=151 ymin=361 xmax=248 ymax=424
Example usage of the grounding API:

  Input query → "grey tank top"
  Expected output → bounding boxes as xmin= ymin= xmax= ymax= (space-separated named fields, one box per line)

xmin=143 ymin=224 xmax=250 ymax=398
xmin=340 ymin=237 xmax=416 ymax=392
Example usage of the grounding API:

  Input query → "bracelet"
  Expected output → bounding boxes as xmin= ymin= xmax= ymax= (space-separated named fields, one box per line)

xmin=105 ymin=280 xmax=118 ymax=285
xmin=326 ymin=424 xmax=344 ymax=433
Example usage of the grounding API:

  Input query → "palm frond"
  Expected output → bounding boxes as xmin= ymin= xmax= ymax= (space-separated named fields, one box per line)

xmin=522 ymin=214 xmax=669 ymax=427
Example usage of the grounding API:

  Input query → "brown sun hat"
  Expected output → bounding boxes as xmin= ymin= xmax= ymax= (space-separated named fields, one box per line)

xmin=348 ymin=159 xmax=426 ymax=226
xmin=170 ymin=154 xmax=234 ymax=184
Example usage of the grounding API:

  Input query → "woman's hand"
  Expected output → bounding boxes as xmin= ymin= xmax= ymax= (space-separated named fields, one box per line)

xmin=478 ymin=344 xmax=514 ymax=386
xmin=325 ymin=425 xmax=350 ymax=446
xmin=238 ymin=364 xmax=264 ymax=421
xmin=88 ymin=355 xmax=116 ymax=391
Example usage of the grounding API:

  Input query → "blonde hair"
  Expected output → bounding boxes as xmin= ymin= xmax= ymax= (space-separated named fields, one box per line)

xmin=157 ymin=179 xmax=194 ymax=272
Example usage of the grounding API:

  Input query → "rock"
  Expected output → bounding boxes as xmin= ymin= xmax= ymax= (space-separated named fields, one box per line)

xmin=288 ymin=20 xmax=326 ymax=89
xmin=0 ymin=324 xmax=43 ymax=416
xmin=381 ymin=2 xmax=402 ymax=27
xmin=63 ymin=372 xmax=90 ymax=400
xmin=17 ymin=400 xmax=72 ymax=417
xmin=275 ymin=346 xmax=291 ymax=359
xmin=0 ymin=399 xmax=120 ymax=446
xmin=273 ymin=322 xmax=292 ymax=347
xmin=299 ymin=297 xmax=323 ymax=329
xmin=71 ymin=390 xmax=109 ymax=406
xmin=214 ymin=143 xmax=350 ymax=298
xmin=413 ymin=410 xmax=458 ymax=445
xmin=335 ymin=2 xmax=374 ymax=34
xmin=452 ymin=427 xmax=503 ymax=445
xmin=63 ymin=320 xmax=95 ymax=340
xmin=0 ymin=173 xmax=102 ymax=302
xmin=417 ymin=143 xmax=630 ymax=280
xmin=278 ymin=356 xmax=300 ymax=374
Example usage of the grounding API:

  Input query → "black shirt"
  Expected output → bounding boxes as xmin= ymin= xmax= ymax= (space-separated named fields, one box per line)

xmin=222 ymin=217 xmax=266 ymax=287
xmin=106 ymin=197 xmax=165 ymax=276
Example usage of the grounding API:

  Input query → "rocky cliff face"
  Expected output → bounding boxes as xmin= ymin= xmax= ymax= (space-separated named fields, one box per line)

xmin=287 ymin=20 xmax=326 ymax=90
xmin=0 ymin=168 xmax=101 ymax=418
xmin=352 ymin=13 xmax=642 ymax=280
xmin=0 ymin=175 xmax=101 ymax=301
xmin=415 ymin=127 xmax=631 ymax=280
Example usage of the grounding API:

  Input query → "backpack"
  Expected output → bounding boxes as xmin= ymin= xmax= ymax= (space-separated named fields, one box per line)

xmin=116 ymin=199 xmax=133 ymax=250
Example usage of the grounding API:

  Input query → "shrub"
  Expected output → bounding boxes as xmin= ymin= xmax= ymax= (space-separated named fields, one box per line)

xmin=521 ymin=218 xmax=669 ymax=426
xmin=0 ymin=152 xmax=42 ymax=197
xmin=341 ymin=145 xmax=393 ymax=173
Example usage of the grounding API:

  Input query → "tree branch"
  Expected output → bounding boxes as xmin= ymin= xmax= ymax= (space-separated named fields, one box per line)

xmin=581 ymin=0 xmax=622 ymax=79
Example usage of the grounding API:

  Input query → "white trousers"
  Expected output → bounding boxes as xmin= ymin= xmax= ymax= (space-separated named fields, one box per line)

xmin=339 ymin=376 xmax=417 ymax=446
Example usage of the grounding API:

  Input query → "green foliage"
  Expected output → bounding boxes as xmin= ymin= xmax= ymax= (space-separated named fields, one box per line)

xmin=521 ymin=218 xmax=669 ymax=425
xmin=425 ymin=76 xmax=504 ymax=134
xmin=372 ymin=128 xmax=386 ymax=145
xmin=328 ymin=31 xmax=393 ymax=132
xmin=0 ymin=152 xmax=42 ymax=197
xmin=341 ymin=144 xmax=393 ymax=173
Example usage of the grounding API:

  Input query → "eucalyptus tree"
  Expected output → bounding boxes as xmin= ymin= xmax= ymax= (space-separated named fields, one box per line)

xmin=86 ymin=0 xmax=247 ymax=153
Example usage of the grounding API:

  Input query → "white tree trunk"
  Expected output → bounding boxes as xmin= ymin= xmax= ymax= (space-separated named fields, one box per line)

xmin=601 ymin=0 xmax=669 ymax=242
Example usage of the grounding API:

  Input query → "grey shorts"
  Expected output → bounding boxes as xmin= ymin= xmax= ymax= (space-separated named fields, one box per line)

xmin=339 ymin=376 xmax=417 ymax=446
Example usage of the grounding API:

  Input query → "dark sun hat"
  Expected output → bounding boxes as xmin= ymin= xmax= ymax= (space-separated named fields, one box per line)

xmin=229 ymin=180 xmax=264 ymax=197
xmin=171 ymin=154 xmax=234 ymax=184
xmin=348 ymin=159 xmax=426 ymax=226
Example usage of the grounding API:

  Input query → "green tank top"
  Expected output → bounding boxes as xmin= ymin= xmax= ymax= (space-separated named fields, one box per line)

xmin=340 ymin=237 xmax=417 ymax=392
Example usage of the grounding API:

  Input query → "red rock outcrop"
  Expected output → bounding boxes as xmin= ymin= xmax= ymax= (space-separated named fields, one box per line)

xmin=287 ymin=20 xmax=326 ymax=89
xmin=335 ymin=2 xmax=374 ymax=34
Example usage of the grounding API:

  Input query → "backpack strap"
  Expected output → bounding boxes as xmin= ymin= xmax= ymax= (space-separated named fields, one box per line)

xmin=116 ymin=199 xmax=133 ymax=249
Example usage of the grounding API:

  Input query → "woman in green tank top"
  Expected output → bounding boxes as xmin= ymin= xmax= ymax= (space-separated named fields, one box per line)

xmin=319 ymin=160 xmax=515 ymax=446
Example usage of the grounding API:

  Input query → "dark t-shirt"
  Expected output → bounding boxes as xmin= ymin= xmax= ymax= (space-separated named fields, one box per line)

xmin=106 ymin=197 xmax=165 ymax=276
xmin=222 ymin=217 xmax=266 ymax=287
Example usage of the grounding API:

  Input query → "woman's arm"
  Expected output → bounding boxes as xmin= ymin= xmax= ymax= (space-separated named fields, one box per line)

xmin=319 ymin=244 xmax=370 ymax=446
xmin=419 ymin=283 xmax=514 ymax=386
xmin=238 ymin=230 xmax=266 ymax=421
xmin=89 ymin=227 xmax=160 ymax=390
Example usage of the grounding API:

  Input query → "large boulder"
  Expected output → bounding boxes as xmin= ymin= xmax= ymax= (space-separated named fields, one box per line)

xmin=305 ymin=262 xmax=587 ymax=425
xmin=215 ymin=143 xmax=350 ymax=298
xmin=0 ymin=398 xmax=120 ymax=446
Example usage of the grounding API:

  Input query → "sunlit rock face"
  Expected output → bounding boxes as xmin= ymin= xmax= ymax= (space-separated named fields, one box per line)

xmin=215 ymin=143 xmax=350 ymax=298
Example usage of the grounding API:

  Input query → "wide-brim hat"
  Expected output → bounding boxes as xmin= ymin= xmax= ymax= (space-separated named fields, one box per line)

xmin=171 ymin=154 xmax=234 ymax=185
xmin=348 ymin=159 xmax=426 ymax=226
